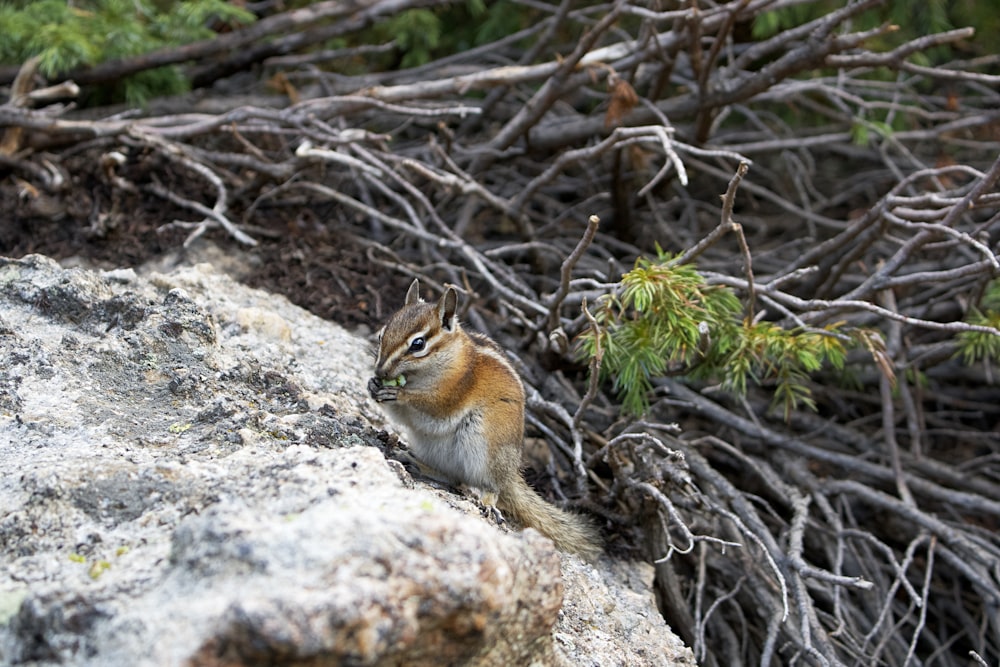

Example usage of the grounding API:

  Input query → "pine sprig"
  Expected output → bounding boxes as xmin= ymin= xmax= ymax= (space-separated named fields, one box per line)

xmin=0 ymin=0 xmax=254 ymax=103
xmin=956 ymin=280 xmax=1000 ymax=365
xmin=579 ymin=254 xmax=856 ymax=418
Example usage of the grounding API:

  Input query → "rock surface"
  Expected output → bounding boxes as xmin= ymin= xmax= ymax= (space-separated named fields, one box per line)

xmin=0 ymin=254 xmax=693 ymax=666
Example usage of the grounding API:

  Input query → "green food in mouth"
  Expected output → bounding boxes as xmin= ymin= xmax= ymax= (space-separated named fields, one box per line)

xmin=382 ymin=374 xmax=406 ymax=387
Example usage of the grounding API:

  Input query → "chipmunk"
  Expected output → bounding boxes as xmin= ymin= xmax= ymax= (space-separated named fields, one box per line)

xmin=367 ymin=279 xmax=601 ymax=560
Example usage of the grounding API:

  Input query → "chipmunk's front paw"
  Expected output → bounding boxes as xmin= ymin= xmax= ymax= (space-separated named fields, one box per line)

xmin=479 ymin=492 xmax=505 ymax=526
xmin=482 ymin=505 xmax=505 ymax=526
xmin=367 ymin=376 xmax=400 ymax=402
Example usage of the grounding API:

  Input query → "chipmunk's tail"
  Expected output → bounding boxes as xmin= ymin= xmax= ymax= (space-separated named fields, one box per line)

xmin=498 ymin=478 xmax=602 ymax=561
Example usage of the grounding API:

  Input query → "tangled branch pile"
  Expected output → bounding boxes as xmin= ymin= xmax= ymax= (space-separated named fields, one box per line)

xmin=3 ymin=1 xmax=1000 ymax=665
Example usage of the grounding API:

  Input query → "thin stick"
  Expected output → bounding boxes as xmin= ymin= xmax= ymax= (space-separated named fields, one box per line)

xmin=547 ymin=215 xmax=601 ymax=334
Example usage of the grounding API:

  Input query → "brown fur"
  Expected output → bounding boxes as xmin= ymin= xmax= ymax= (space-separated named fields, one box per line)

xmin=369 ymin=280 xmax=601 ymax=559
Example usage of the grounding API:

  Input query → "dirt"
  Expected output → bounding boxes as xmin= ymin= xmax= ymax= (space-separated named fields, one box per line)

xmin=0 ymin=144 xmax=404 ymax=332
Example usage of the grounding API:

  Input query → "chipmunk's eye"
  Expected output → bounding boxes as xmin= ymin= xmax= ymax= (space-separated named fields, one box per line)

xmin=408 ymin=337 xmax=425 ymax=353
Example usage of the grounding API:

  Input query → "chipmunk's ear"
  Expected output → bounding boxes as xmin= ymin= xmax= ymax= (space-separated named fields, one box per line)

xmin=438 ymin=286 xmax=458 ymax=331
xmin=405 ymin=279 xmax=421 ymax=305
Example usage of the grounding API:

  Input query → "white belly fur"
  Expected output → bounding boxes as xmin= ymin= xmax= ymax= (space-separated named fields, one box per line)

xmin=383 ymin=403 xmax=495 ymax=490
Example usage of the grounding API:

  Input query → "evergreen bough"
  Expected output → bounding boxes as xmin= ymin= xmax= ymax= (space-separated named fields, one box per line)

xmin=0 ymin=0 xmax=254 ymax=103
xmin=579 ymin=251 xmax=857 ymax=418
xmin=957 ymin=279 xmax=1000 ymax=365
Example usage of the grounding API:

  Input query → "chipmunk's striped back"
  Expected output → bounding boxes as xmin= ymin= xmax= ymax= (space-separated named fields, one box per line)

xmin=368 ymin=280 xmax=600 ymax=560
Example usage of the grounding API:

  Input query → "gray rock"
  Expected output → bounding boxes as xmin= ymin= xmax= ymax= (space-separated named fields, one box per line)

xmin=0 ymin=254 xmax=693 ymax=666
